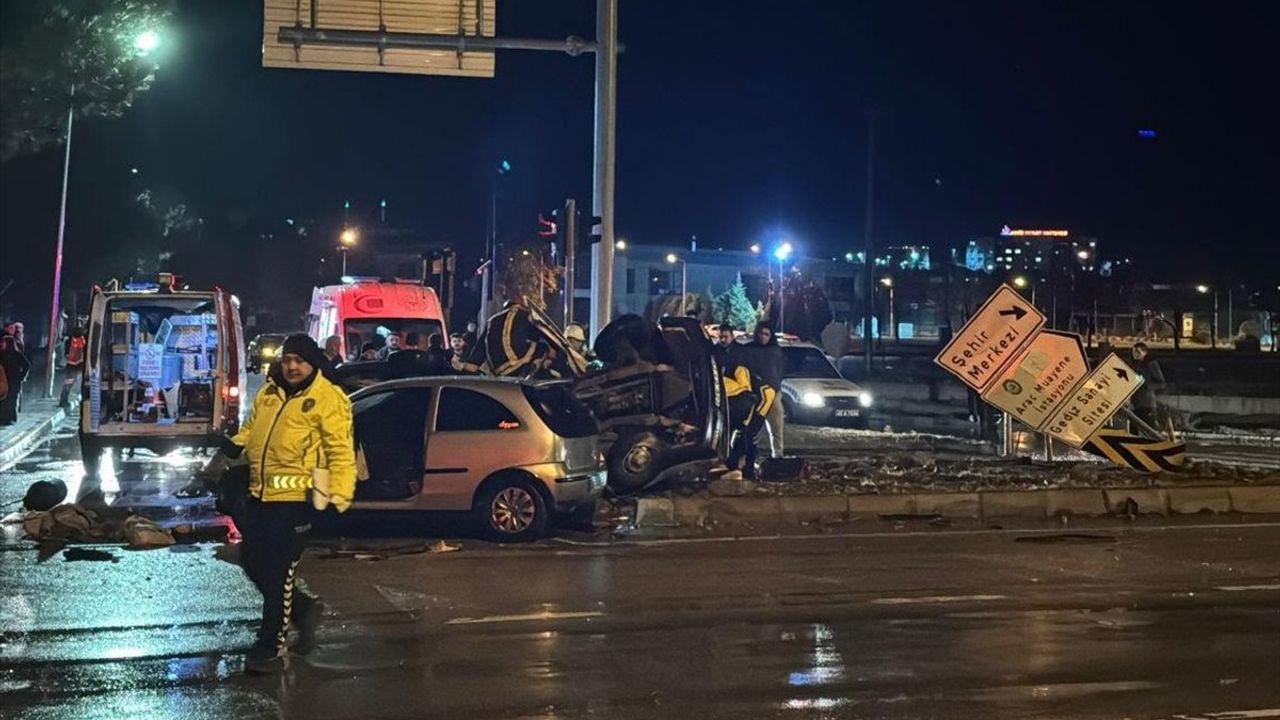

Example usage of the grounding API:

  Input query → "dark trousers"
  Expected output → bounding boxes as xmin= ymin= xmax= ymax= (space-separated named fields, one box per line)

xmin=59 ymin=365 xmax=80 ymax=407
xmin=238 ymin=498 xmax=316 ymax=652
xmin=727 ymin=394 xmax=766 ymax=478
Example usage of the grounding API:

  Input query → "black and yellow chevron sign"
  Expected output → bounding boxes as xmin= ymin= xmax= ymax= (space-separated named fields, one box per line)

xmin=1081 ymin=428 xmax=1187 ymax=472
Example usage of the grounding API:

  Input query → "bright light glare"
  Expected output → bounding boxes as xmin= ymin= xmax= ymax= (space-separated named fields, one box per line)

xmin=801 ymin=392 xmax=825 ymax=408
xmin=134 ymin=30 xmax=160 ymax=54
xmin=339 ymin=228 xmax=358 ymax=247
xmin=858 ymin=392 xmax=873 ymax=408
xmin=880 ymin=277 xmax=893 ymax=287
xmin=1076 ymin=250 xmax=1090 ymax=260
xmin=1012 ymin=276 xmax=1028 ymax=289
xmin=666 ymin=253 xmax=679 ymax=264
xmin=1196 ymin=284 xmax=1210 ymax=294
xmin=615 ymin=239 xmax=627 ymax=250
xmin=750 ymin=243 xmax=761 ymax=254
xmin=773 ymin=242 xmax=793 ymax=261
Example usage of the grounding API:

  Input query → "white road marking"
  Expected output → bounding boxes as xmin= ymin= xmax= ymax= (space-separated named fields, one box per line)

xmin=550 ymin=520 xmax=1280 ymax=549
xmin=445 ymin=611 xmax=604 ymax=625
xmin=1214 ymin=584 xmax=1280 ymax=592
xmin=1166 ymin=710 xmax=1280 ymax=719
xmin=870 ymin=594 xmax=1007 ymax=605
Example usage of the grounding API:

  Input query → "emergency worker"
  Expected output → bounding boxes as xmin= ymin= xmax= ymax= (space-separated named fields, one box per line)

xmin=220 ymin=334 xmax=356 ymax=674
xmin=721 ymin=360 xmax=777 ymax=481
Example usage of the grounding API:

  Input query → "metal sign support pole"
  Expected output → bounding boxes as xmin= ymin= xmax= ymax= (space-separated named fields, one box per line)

xmin=589 ymin=0 xmax=618 ymax=341
xmin=563 ymin=197 xmax=576 ymax=327
xmin=1001 ymin=411 xmax=1014 ymax=457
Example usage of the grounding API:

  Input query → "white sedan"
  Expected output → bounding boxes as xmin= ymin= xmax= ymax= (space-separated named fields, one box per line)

xmin=779 ymin=343 xmax=873 ymax=428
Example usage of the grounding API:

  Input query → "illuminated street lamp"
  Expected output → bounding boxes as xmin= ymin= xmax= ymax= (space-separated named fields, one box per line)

xmin=880 ymin=276 xmax=896 ymax=341
xmin=750 ymin=243 xmax=761 ymax=254
xmin=134 ymin=30 xmax=161 ymax=55
xmin=773 ymin=242 xmax=793 ymax=262
xmin=1196 ymin=284 xmax=1219 ymax=349
xmin=1076 ymin=249 xmax=1091 ymax=261
xmin=615 ymin=239 xmax=628 ymax=251
xmin=1012 ymin=275 xmax=1037 ymax=307
xmin=666 ymin=253 xmax=687 ymax=315
xmin=338 ymin=227 xmax=358 ymax=275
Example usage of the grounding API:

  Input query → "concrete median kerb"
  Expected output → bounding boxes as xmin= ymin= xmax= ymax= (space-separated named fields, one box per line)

xmin=848 ymin=494 xmax=915 ymax=517
xmin=1044 ymin=489 xmax=1110 ymax=517
xmin=778 ymin=496 xmax=850 ymax=524
xmin=1228 ymin=486 xmax=1280 ymax=514
xmin=1167 ymin=487 xmax=1232 ymax=514
xmin=912 ymin=493 xmax=980 ymax=518
xmin=631 ymin=482 xmax=1280 ymax=529
xmin=980 ymin=491 xmax=1048 ymax=518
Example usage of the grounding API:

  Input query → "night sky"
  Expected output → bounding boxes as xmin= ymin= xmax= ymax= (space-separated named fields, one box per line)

xmin=2 ymin=0 xmax=1277 ymax=319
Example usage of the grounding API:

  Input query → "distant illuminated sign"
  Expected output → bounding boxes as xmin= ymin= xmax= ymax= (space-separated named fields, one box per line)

xmin=1001 ymin=226 xmax=1069 ymax=238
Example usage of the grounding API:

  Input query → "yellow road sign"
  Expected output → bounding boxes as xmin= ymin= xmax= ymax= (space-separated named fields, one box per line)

xmin=981 ymin=330 xmax=1089 ymax=430
xmin=935 ymin=284 xmax=1046 ymax=392
xmin=1082 ymin=428 xmax=1187 ymax=473
xmin=1042 ymin=353 xmax=1144 ymax=448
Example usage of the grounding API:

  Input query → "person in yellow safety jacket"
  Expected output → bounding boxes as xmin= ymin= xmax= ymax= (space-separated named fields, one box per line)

xmin=221 ymin=333 xmax=356 ymax=674
xmin=722 ymin=362 xmax=777 ymax=481
xmin=484 ymin=298 xmax=557 ymax=379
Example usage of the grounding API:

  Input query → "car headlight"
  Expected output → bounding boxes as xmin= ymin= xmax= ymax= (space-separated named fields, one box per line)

xmin=858 ymin=391 xmax=873 ymax=408
xmin=801 ymin=392 xmax=825 ymax=408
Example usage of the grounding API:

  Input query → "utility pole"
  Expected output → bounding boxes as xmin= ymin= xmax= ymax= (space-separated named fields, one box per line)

xmin=44 ymin=91 xmax=74 ymax=398
xmin=861 ymin=110 xmax=876 ymax=376
xmin=563 ymin=197 xmax=577 ymax=327
xmin=590 ymin=0 xmax=618 ymax=341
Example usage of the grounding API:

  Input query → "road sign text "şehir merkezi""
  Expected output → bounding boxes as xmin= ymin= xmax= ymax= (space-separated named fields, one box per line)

xmin=948 ymin=327 xmax=1028 ymax=385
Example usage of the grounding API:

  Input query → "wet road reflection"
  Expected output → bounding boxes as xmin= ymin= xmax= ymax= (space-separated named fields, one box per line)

xmin=2 ymin=414 xmax=1279 ymax=718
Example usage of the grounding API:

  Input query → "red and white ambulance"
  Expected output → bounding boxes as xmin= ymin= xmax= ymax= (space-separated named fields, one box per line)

xmin=306 ymin=279 xmax=448 ymax=361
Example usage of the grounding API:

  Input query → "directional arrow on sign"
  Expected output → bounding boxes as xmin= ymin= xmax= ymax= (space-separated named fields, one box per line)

xmin=1042 ymin=353 xmax=1145 ymax=448
xmin=935 ymin=285 xmax=1047 ymax=393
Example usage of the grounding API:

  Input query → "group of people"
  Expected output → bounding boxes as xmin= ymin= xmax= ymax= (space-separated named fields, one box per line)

xmin=714 ymin=320 xmax=785 ymax=481
xmin=321 ymin=320 xmax=486 ymax=378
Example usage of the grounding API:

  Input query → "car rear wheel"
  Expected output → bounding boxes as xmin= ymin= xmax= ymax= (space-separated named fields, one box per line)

xmin=475 ymin=475 xmax=550 ymax=542
xmin=606 ymin=430 xmax=669 ymax=495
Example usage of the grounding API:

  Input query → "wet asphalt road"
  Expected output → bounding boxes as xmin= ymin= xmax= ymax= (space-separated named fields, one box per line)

xmin=1 ymin=397 xmax=1279 ymax=719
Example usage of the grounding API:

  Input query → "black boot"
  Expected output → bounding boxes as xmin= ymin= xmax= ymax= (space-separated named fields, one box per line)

xmin=291 ymin=591 xmax=323 ymax=655
xmin=244 ymin=644 xmax=284 ymax=675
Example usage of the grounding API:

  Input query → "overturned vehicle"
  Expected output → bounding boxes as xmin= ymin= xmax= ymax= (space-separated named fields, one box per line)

xmin=573 ymin=315 xmax=731 ymax=495
xmin=324 ymin=306 xmax=731 ymax=495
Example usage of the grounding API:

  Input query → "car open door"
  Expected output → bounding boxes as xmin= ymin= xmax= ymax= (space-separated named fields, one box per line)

xmin=81 ymin=288 xmax=109 ymax=435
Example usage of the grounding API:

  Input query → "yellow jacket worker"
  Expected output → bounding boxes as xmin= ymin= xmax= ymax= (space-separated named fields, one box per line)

xmin=722 ymin=363 xmax=776 ymax=481
xmin=223 ymin=333 xmax=355 ymax=674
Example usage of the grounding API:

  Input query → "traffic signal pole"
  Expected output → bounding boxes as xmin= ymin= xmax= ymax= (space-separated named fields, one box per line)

xmin=563 ymin=198 xmax=577 ymax=326
xmin=590 ymin=0 xmax=619 ymax=341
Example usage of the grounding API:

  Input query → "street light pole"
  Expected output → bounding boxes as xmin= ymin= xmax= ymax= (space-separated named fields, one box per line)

xmin=1212 ymin=290 xmax=1219 ymax=350
xmin=43 ymin=87 xmax=74 ymax=398
xmin=862 ymin=110 xmax=876 ymax=376
xmin=589 ymin=0 xmax=618 ymax=341
xmin=667 ymin=254 xmax=686 ymax=315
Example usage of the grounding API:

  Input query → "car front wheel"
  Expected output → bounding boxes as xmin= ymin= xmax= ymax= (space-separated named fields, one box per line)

xmin=475 ymin=475 xmax=550 ymax=542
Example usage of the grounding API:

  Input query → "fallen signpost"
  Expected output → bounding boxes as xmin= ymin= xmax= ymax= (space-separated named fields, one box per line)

xmin=941 ymin=284 xmax=1179 ymax=472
